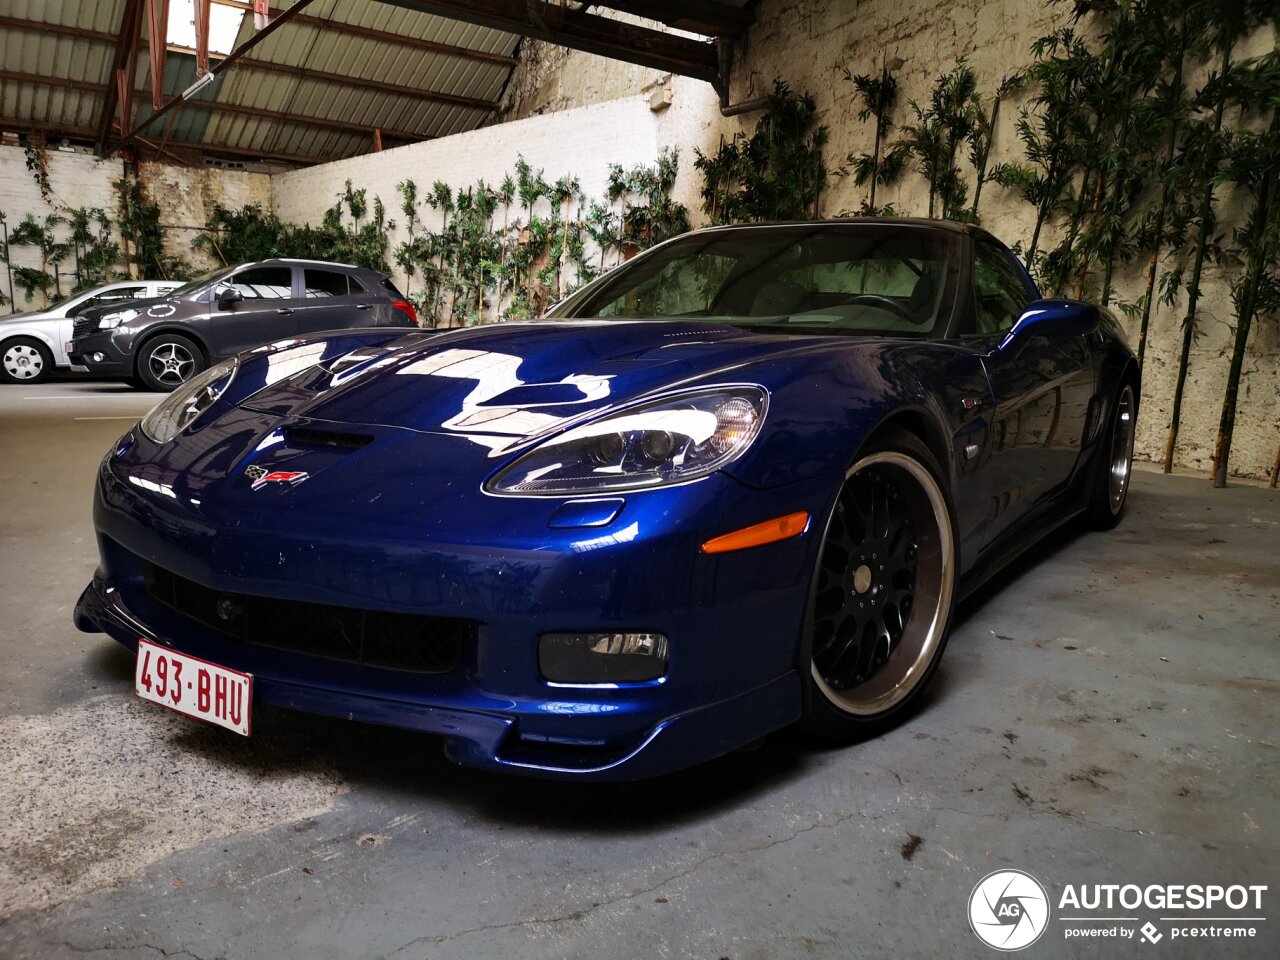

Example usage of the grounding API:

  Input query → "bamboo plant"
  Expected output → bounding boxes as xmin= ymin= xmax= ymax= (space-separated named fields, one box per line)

xmin=1163 ymin=0 xmax=1272 ymax=472
xmin=843 ymin=59 xmax=908 ymax=216
xmin=1209 ymin=50 xmax=1280 ymax=487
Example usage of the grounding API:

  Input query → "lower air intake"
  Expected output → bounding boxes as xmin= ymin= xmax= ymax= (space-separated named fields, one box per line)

xmin=144 ymin=562 xmax=471 ymax=674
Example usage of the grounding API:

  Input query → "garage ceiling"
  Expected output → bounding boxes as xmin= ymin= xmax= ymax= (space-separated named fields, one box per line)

xmin=0 ymin=0 xmax=752 ymax=169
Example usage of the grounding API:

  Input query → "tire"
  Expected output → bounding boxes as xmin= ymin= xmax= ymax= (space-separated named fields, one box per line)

xmin=0 ymin=337 xmax=54 ymax=384
xmin=136 ymin=334 xmax=204 ymax=392
xmin=801 ymin=428 xmax=959 ymax=739
xmin=1084 ymin=383 xmax=1137 ymax=530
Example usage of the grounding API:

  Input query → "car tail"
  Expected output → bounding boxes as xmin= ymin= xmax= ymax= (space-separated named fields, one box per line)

xmin=379 ymin=276 xmax=418 ymax=325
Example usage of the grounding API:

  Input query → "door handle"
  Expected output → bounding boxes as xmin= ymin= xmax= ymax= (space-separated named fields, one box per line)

xmin=276 ymin=308 xmax=293 ymax=315
xmin=356 ymin=303 xmax=372 ymax=310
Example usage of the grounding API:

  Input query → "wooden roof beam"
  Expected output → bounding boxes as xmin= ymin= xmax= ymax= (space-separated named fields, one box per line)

xmin=94 ymin=0 xmax=147 ymax=150
xmin=586 ymin=0 xmax=752 ymax=38
xmin=0 ymin=17 xmax=498 ymax=114
xmin=209 ymin=0 xmax=518 ymax=67
xmin=0 ymin=15 xmax=114 ymax=43
xmin=0 ymin=70 xmax=431 ymax=143
xmin=379 ymin=0 xmax=721 ymax=84
xmin=167 ymin=47 xmax=500 ymax=111
xmin=0 ymin=115 xmax=367 ymax=167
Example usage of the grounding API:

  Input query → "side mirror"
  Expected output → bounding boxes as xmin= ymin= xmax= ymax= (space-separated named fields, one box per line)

xmin=1004 ymin=299 xmax=1098 ymax=344
xmin=217 ymin=287 xmax=243 ymax=310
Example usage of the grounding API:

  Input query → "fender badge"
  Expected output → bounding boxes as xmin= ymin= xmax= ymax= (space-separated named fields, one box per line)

xmin=244 ymin=465 xmax=309 ymax=490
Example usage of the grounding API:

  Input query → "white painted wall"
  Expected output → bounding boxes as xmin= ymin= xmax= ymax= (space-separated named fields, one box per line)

xmin=270 ymin=89 xmax=722 ymax=300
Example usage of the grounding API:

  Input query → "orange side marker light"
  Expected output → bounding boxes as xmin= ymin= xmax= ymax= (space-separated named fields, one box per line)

xmin=700 ymin=511 xmax=811 ymax=554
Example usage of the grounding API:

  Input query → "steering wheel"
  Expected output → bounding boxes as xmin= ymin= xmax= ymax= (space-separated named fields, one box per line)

xmin=834 ymin=293 xmax=936 ymax=327
xmin=836 ymin=294 xmax=917 ymax=321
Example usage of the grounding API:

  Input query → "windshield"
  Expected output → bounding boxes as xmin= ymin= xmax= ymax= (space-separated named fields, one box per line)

xmin=550 ymin=224 xmax=961 ymax=336
xmin=167 ymin=265 xmax=236 ymax=298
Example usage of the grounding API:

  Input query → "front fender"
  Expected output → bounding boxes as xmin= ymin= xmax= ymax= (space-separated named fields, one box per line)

xmin=723 ymin=342 xmax=980 ymax=491
xmin=0 ymin=324 xmax=62 ymax=360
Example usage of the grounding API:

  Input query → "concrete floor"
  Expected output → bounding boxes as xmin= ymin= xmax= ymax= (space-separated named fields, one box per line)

xmin=0 ymin=377 xmax=1277 ymax=960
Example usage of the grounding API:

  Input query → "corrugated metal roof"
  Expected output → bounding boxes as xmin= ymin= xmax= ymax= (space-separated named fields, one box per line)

xmin=0 ymin=0 xmax=520 ymax=165
xmin=0 ymin=0 xmax=743 ymax=166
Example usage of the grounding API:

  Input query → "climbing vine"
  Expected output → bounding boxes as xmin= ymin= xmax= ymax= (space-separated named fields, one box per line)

xmin=24 ymin=138 xmax=52 ymax=203
xmin=116 ymin=174 xmax=190 ymax=281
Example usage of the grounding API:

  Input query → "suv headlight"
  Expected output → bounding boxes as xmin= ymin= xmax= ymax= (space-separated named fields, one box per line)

xmin=98 ymin=308 xmax=139 ymax=330
xmin=486 ymin=386 xmax=767 ymax=495
xmin=140 ymin=358 xmax=238 ymax=443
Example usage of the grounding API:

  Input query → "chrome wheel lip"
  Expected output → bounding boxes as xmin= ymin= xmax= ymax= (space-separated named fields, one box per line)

xmin=3 ymin=343 xmax=45 ymax=380
xmin=147 ymin=343 xmax=195 ymax=385
xmin=1108 ymin=386 xmax=1136 ymax=514
xmin=811 ymin=450 xmax=955 ymax=717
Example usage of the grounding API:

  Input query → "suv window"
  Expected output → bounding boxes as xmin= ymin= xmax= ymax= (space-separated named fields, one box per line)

xmin=973 ymin=242 xmax=1032 ymax=334
xmin=229 ymin=267 xmax=293 ymax=299
xmin=304 ymin=269 xmax=351 ymax=298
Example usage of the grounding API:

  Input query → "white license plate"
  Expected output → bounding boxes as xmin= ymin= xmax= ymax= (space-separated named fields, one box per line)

xmin=135 ymin=638 xmax=252 ymax=736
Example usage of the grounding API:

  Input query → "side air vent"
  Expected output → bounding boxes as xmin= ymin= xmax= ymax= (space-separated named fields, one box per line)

xmin=284 ymin=426 xmax=374 ymax=449
xmin=1083 ymin=396 xmax=1105 ymax=445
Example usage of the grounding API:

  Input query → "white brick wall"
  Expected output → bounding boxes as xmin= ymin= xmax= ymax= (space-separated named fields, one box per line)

xmin=0 ymin=144 xmax=269 ymax=310
xmin=0 ymin=146 xmax=124 ymax=309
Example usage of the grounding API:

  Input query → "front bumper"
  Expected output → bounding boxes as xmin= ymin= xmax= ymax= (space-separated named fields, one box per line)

xmin=68 ymin=330 xmax=132 ymax=375
xmin=78 ymin=444 xmax=836 ymax=780
xmin=76 ymin=577 xmax=802 ymax=779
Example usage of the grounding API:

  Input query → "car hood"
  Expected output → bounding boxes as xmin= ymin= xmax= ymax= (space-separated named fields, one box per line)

xmin=77 ymin=295 xmax=173 ymax=324
xmin=0 ymin=309 xmax=48 ymax=323
xmin=237 ymin=320 xmax=830 ymax=451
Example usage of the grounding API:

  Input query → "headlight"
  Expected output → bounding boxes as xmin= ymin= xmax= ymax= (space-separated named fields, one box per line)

xmin=487 ymin=386 xmax=767 ymax=495
xmin=98 ymin=308 xmax=139 ymax=330
xmin=140 ymin=358 xmax=238 ymax=443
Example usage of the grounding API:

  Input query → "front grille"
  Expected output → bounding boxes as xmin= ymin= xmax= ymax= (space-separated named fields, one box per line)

xmin=72 ymin=316 xmax=97 ymax=339
xmin=143 ymin=562 xmax=470 ymax=673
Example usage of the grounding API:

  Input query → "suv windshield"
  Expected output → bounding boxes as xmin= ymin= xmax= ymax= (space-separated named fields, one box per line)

xmin=550 ymin=225 xmax=961 ymax=336
xmin=167 ymin=266 xmax=236 ymax=298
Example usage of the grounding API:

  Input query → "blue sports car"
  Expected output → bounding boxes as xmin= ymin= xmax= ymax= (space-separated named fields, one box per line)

xmin=75 ymin=219 xmax=1138 ymax=780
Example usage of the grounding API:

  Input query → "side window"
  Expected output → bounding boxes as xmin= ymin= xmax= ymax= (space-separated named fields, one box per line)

xmin=155 ymin=285 xmax=178 ymax=296
xmin=973 ymin=242 xmax=1032 ymax=335
xmin=228 ymin=267 xmax=293 ymax=300
xmin=304 ymin=269 xmax=351 ymax=298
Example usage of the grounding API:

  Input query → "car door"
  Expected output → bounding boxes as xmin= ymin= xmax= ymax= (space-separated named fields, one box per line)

xmin=971 ymin=240 xmax=1094 ymax=546
xmin=209 ymin=265 xmax=302 ymax=357
xmin=294 ymin=268 xmax=373 ymax=334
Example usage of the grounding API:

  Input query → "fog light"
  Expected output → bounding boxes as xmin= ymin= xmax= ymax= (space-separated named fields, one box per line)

xmin=539 ymin=632 xmax=668 ymax=684
xmin=92 ymin=352 xmax=105 ymax=362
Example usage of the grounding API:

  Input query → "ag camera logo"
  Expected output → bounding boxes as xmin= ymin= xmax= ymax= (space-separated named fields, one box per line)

xmin=969 ymin=869 xmax=1051 ymax=950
